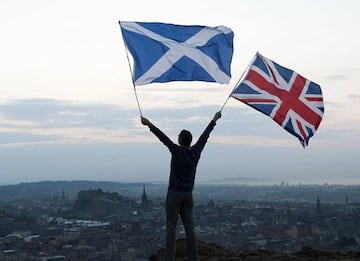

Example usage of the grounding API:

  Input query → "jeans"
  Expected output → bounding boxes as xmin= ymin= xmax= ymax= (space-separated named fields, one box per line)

xmin=165 ymin=189 xmax=199 ymax=261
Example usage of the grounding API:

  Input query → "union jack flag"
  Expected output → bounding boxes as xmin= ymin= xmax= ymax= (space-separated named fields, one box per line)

xmin=231 ymin=52 xmax=324 ymax=147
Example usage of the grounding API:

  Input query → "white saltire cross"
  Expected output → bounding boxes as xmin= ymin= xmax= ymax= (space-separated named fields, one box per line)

xmin=121 ymin=21 xmax=231 ymax=85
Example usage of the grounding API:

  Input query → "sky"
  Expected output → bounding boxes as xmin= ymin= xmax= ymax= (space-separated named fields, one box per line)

xmin=0 ymin=0 xmax=359 ymax=186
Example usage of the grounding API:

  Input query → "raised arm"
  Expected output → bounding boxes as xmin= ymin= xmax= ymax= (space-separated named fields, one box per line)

xmin=141 ymin=116 xmax=175 ymax=151
xmin=193 ymin=111 xmax=222 ymax=151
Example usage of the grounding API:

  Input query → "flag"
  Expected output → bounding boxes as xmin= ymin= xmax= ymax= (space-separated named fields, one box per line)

xmin=231 ymin=53 xmax=324 ymax=147
xmin=120 ymin=21 xmax=234 ymax=86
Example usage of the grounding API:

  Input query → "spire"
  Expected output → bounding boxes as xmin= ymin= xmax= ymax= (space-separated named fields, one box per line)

xmin=344 ymin=193 xmax=349 ymax=215
xmin=286 ymin=202 xmax=291 ymax=223
xmin=141 ymin=184 xmax=147 ymax=205
xmin=345 ymin=193 xmax=348 ymax=205
xmin=316 ymin=195 xmax=321 ymax=214
xmin=61 ymin=189 xmax=65 ymax=202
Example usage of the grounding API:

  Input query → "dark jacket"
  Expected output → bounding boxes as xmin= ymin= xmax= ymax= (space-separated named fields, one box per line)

xmin=149 ymin=121 xmax=216 ymax=192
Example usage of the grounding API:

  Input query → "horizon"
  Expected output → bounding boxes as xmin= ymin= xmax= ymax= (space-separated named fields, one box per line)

xmin=1 ymin=178 xmax=360 ymax=187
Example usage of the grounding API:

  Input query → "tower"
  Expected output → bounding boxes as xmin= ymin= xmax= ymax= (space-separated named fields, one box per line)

xmin=61 ymin=189 xmax=65 ymax=202
xmin=286 ymin=202 xmax=292 ymax=224
xmin=344 ymin=193 xmax=349 ymax=215
xmin=316 ymin=195 xmax=321 ymax=215
xmin=141 ymin=184 xmax=148 ymax=206
xmin=345 ymin=193 xmax=348 ymax=205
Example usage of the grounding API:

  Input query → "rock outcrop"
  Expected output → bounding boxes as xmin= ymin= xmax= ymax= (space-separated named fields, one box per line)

xmin=149 ymin=239 xmax=360 ymax=260
xmin=69 ymin=189 xmax=134 ymax=219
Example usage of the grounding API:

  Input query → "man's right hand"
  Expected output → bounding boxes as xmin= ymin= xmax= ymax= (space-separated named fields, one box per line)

xmin=141 ymin=116 xmax=151 ymax=126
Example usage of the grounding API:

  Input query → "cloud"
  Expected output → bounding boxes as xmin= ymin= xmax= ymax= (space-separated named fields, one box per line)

xmin=323 ymin=74 xmax=347 ymax=82
xmin=0 ymin=99 xmax=142 ymax=147
xmin=0 ymin=126 xmax=138 ymax=147
xmin=134 ymin=85 xmax=231 ymax=109
xmin=346 ymin=94 xmax=360 ymax=102
xmin=0 ymin=99 xmax=130 ymax=128
xmin=212 ymin=135 xmax=294 ymax=147
xmin=0 ymin=98 xmax=358 ymax=149
xmin=0 ymin=99 xmax=230 ymax=147
xmin=0 ymin=117 xmax=39 ymax=128
xmin=321 ymin=96 xmax=360 ymax=133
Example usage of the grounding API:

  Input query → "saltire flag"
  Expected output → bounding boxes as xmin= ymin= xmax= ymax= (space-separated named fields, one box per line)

xmin=231 ymin=52 xmax=324 ymax=147
xmin=119 ymin=21 xmax=234 ymax=86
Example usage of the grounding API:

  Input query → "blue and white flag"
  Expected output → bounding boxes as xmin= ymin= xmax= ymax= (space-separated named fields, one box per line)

xmin=120 ymin=21 xmax=234 ymax=86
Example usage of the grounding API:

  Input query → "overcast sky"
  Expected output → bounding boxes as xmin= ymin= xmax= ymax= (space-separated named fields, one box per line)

xmin=0 ymin=0 xmax=359 ymax=185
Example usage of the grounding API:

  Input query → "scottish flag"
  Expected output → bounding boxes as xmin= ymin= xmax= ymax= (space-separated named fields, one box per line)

xmin=120 ymin=21 xmax=234 ymax=86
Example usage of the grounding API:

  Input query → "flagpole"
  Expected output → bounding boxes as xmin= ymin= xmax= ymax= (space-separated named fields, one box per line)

xmin=219 ymin=52 xmax=258 ymax=112
xmin=119 ymin=20 xmax=143 ymax=117
xmin=219 ymin=70 xmax=246 ymax=111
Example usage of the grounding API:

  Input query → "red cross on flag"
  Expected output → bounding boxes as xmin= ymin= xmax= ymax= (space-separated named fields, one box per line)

xmin=231 ymin=52 xmax=324 ymax=147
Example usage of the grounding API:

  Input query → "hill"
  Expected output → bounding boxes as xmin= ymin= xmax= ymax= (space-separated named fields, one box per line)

xmin=149 ymin=239 xmax=360 ymax=260
xmin=1 ymin=181 xmax=360 ymax=203
xmin=0 ymin=180 xmax=144 ymax=201
xmin=68 ymin=188 xmax=136 ymax=219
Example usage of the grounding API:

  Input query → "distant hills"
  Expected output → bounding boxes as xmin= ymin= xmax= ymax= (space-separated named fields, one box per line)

xmin=1 ymin=180 xmax=360 ymax=203
xmin=201 ymin=176 xmax=270 ymax=185
xmin=0 ymin=180 xmax=145 ymax=201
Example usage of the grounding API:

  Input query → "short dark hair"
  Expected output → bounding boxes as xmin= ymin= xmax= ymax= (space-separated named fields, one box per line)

xmin=178 ymin=129 xmax=192 ymax=147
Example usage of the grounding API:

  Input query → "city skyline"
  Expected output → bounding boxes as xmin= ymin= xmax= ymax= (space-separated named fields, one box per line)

xmin=1 ymin=182 xmax=360 ymax=260
xmin=0 ymin=0 xmax=359 ymax=185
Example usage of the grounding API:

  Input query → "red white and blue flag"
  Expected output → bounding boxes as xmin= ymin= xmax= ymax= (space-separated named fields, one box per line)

xmin=231 ymin=53 xmax=324 ymax=147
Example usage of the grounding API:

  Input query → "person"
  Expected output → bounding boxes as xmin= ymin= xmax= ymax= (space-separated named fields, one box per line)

xmin=141 ymin=111 xmax=222 ymax=261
